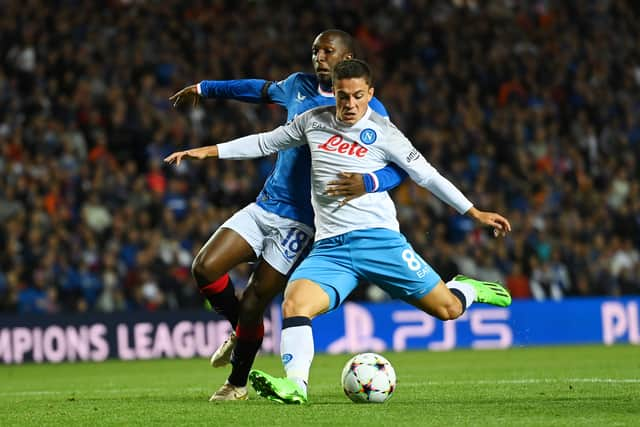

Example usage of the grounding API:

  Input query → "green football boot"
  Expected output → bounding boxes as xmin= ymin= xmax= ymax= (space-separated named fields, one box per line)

xmin=453 ymin=274 xmax=512 ymax=307
xmin=249 ymin=370 xmax=307 ymax=404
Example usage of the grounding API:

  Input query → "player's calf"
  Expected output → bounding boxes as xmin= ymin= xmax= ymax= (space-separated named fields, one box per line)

xmin=196 ymin=273 xmax=240 ymax=329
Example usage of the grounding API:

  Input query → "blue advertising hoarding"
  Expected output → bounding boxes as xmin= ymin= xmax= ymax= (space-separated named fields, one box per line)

xmin=313 ymin=297 xmax=640 ymax=353
xmin=1 ymin=297 xmax=638 ymax=364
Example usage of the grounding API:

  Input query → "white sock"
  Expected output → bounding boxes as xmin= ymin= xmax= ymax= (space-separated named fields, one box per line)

xmin=281 ymin=324 xmax=314 ymax=395
xmin=446 ymin=280 xmax=477 ymax=309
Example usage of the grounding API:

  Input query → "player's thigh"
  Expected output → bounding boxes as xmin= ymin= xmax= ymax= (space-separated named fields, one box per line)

xmin=405 ymin=280 xmax=462 ymax=320
xmin=194 ymin=203 xmax=266 ymax=275
xmin=287 ymin=237 xmax=358 ymax=314
xmin=282 ymin=279 xmax=331 ymax=319
xmin=193 ymin=228 xmax=256 ymax=277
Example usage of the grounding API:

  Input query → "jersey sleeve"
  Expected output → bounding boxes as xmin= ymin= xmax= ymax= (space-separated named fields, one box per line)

xmin=266 ymin=72 xmax=302 ymax=107
xmin=364 ymin=163 xmax=408 ymax=192
xmin=217 ymin=113 xmax=308 ymax=159
xmin=368 ymin=97 xmax=389 ymax=118
xmin=383 ymin=126 xmax=473 ymax=214
xmin=198 ymin=79 xmax=270 ymax=103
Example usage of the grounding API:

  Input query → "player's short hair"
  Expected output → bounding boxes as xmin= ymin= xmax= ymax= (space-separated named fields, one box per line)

xmin=332 ymin=59 xmax=373 ymax=87
xmin=319 ymin=29 xmax=356 ymax=55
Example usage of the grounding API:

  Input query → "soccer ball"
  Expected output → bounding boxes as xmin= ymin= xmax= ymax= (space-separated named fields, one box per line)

xmin=341 ymin=352 xmax=396 ymax=403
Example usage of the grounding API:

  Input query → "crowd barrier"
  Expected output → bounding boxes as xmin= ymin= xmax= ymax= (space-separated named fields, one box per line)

xmin=1 ymin=297 xmax=638 ymax=364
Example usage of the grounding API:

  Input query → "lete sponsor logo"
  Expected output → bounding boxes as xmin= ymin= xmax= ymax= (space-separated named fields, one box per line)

xmin=318 ymin=135 xmax=368 ymax=158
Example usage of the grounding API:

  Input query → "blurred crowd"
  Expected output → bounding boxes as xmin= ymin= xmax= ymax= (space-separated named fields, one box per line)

xmin=1 ymin=0 xmax=639 ymax=314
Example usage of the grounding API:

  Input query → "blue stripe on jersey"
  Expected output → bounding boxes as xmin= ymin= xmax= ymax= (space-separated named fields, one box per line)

xmin=257 ymin=73 xmax=389 ymax=226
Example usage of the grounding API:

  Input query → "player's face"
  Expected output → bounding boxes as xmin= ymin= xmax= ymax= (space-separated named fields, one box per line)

xmin=312 ymin=34 xmax=352 ymax=85
xmin=333 ymin=77 xmax=374 ymax=125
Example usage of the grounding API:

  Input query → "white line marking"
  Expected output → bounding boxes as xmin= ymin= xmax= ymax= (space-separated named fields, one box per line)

xmin=404 ymin=378 xmax=640 ymax=385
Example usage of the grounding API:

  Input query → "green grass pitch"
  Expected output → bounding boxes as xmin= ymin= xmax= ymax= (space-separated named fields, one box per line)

xmin=1 ymin=345 xmax=638 ymax=426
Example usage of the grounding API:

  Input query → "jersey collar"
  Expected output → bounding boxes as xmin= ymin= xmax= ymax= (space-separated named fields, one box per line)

xmin=317 ymin=84 xmax=334 ymax=98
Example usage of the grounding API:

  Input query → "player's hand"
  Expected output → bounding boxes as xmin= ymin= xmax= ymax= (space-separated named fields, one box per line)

xmin=169 ymin=84 xmax=200 ymax=108
xmin=466 ymin=207 xmax=512 ymax=238
xmin=164 ymin=147 xmax=210 ymax=166
xmin=324 ymin=172 xmax=367 ymax=206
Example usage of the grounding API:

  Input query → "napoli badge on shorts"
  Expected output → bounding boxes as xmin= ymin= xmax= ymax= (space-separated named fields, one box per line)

xmin=359 ymin=128 xmax=377 ymax=145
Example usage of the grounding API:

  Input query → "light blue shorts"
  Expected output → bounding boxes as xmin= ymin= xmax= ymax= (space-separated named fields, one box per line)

xmin=289 ymin=228 xmax=441 ymax=311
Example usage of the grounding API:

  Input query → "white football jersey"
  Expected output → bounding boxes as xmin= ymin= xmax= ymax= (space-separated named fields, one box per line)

xmin=218 ymin=106 xmax=473 ymax=240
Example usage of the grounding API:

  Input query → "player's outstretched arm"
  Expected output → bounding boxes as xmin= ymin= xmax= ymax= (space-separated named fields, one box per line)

xmin=170 ymin=79 xmax=278 ymax=109
xmin=171 ymin=73 xmax=304 ymax=110
xmin=166 ymin=120 xmax=305 ymax=167
xmin=164 ymin=145 xmax=219 ymax=166
xmin=165 ymin=109 xmax=306 ymax=168
xmin=465 ymin=207 xmax=512 ymax=237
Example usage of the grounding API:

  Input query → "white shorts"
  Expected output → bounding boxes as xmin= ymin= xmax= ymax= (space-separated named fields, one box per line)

xmin=220 ymin=203 xmax=314 ymax=275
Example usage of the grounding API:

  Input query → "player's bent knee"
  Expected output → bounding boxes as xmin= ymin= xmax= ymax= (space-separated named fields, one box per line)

xmin=281 ymin=279 xmax=330 ymax=319
xmin=191 ymin=252 xmax=206 ymax=277
xmin=191 ymin=251 xmax=222 ymax=284
xmin=281 ymin=294 xmax=322 ymax=318
xmin=281 ymin=297 xmax=306 ymax=318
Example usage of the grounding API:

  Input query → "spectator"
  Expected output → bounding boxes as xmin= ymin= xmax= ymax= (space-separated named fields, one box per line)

xmin=0 ymin=0 xmax=638 ymax=313
xmin=505 ymin=263 xmax=531 ymax=299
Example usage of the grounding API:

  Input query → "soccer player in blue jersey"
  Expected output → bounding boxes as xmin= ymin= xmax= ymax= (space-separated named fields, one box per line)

xmin=169 ymin=30 xmax=406 ymax=401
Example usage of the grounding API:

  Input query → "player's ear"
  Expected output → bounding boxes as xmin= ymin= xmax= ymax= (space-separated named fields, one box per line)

xmin=344 ymin=53 xmax=353 ymax=60
xmin=368 ymin=87 xmax=374 ymax=100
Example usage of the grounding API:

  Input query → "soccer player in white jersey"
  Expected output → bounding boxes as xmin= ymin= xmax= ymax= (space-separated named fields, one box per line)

xmin=165 ymin=59 xmax=512 ymax=404
xmin=169 ymin=30 xmax=405 ymax=401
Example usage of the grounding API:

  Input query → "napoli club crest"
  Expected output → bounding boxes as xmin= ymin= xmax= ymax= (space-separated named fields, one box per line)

xmin=359 ymin=128 xmax=377 ymax=145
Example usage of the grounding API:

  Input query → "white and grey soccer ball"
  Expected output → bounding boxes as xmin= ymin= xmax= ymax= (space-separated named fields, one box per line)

xmin=341 ymin=352 xmax=396 ymax=403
